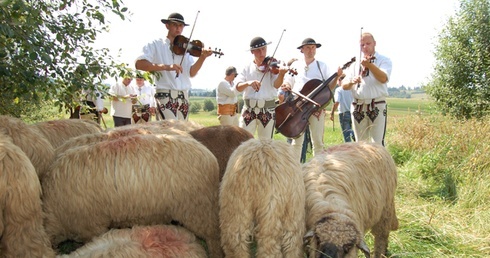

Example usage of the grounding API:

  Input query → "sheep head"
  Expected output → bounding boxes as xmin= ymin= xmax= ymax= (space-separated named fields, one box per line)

xmin=304 ymin=213 xmax=370 ymax=258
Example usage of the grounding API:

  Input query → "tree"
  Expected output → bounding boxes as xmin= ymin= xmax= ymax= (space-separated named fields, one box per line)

xmin=425 ymin=0 xmax=490 ymax=119
xmin=203 ymin=99 xmax=215 ymax=112
xmin=0 ymin=0 xmax=130 ymax=120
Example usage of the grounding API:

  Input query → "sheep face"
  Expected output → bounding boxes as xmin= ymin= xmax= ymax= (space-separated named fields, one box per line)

xmin=304 ymin=213 xmax=370 ymax=258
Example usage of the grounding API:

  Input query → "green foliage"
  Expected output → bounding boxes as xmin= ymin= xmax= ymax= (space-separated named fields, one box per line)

xmin=189 ymin=102 xmax=201 ymax=113
xmin=0 ymin=0 xmax=131 ymax=117
xmin=425 ymin=0 xmax=490 ymax=119
xmin=202 ymin=99 xmax=215 ymax=111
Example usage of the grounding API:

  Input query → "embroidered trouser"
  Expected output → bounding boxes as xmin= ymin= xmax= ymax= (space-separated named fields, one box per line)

xmin=155 ymin=90 xmax=189 ymax=121
xmin=239 ymin=99 xmax=275 ymax=139
xmin=291 ymin=109 xmax=325 ymax=160
xmin=131 ymin=104 xmax=151 ymax=124
xmin=351 ymin=100 xmax=387 ymax=146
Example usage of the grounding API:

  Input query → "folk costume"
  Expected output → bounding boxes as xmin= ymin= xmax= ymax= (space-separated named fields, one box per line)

xmin=345 ymin=51 xmax=392 ymax=146
xmin=284 ymin=38 xmax=336 ymax=159
xmin=216 ymin=66 xmax=239 ymax=126
xmin=236 ymin=37 xmax=280 ymax=139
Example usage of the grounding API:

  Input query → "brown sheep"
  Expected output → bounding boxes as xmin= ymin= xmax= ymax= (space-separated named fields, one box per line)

xmin=59 ymin=225 xmax=207 ymax=258
xmin=0 ymin=115 xmax=55 ymax=179
xmin=31 ymin=119 xmax=103 ymax=149
xmin=303 ymin=141 xmax=398 ymax=258
xmin=219 ymin=138 xmax=306 ymax=257
xmin=42 ymin=133 xmax=223 ymax=258
xmin=189 ymin=125 xmax=254 ymax=181
xmin=0 ymin=132 xmax=56 ymax=257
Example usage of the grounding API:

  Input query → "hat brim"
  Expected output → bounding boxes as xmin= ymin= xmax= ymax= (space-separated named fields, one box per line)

xmin=249 ymin=41 xmax=272 ymax=51
xmin=297 ymin=43 xmax=322 ymax=49
xmin=161 ymin=19 xmax=189 ymax=26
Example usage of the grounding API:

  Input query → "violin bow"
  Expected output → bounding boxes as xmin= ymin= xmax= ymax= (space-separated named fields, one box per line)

xmin=176 ymin=10 xmax=200 ymax=78
xmin=357 ymin=27 xmax=363 ymax=88
xmin=259 ymin=29 xmax=286 ymax=84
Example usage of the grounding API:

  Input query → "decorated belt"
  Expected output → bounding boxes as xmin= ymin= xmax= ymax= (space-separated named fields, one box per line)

xmin=244 ymin=99 xmax=276 ymax=109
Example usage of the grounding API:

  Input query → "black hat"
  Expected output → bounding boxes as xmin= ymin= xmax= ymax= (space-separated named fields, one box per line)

xmin=297 ymin=38 xmax=322 ymax=49
xmin=249 ymin=37 xmax=272 ymax=50
xmin=161 ymin=13 xmax=189 ymax=26
xmin=225 ymin=66 xmax=237 ymax=76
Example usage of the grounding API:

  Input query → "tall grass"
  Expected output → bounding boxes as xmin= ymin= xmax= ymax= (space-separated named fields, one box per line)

xmin=386 ymin=114 xmax=490 ymax=257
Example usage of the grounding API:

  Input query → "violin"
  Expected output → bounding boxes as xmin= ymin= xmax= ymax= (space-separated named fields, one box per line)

xmin=360 ymin=55 xmax=376 ymax=77
xmin=274 ymin=57 xmax=356 ymax=138
xmin=172 ymin=35 xmax=224 ymax=58
xmin=258 ymin=56 xmax=298 ymax=76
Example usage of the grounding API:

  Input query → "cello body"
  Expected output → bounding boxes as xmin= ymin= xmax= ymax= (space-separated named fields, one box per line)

xmin=275 ymin=79 xmax=333 ymax=138
xmin=275 ymin=57 xmax=356 ymax=138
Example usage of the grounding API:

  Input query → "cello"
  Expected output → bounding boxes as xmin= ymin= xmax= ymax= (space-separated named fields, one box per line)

xmin=275 ymin=57 xmax=356 ymax=138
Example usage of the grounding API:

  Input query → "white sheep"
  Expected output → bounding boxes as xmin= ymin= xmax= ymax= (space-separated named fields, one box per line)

xmin=303 ymin=141 xmax=399 ymax=258
xmin=219 ymin=138 xmax=306 ymax=257
xmin=59 ymin=225 xmax=207 ymax=258
xmin=42 ymin=133 xmax=223 ymax=258
xmin=54 ymin=125 xmax=189 ymax=157
xmin=0 ymin=132 xmax=56 ymax=257
xmin=31 ymin=119 xmax=103 ymax=149
xmin=0 ymin=115 xmax=55 ymax=179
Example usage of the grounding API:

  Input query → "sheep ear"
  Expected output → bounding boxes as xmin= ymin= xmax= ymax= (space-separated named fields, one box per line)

xmin=357 ymin=239 xmax=371 ymax=258
xmin=303 ymin=229 xmax=314 ymax=245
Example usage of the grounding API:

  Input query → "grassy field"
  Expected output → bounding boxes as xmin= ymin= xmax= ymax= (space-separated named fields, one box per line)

xmin=97 ymin=96 xmax=489 ymax=257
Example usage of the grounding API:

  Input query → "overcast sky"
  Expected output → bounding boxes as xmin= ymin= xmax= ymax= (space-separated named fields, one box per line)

xmin=94 ymin=0 xmax=460 ymax=90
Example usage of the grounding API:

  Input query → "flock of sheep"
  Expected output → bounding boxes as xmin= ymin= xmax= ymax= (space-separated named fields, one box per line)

xmin=0 ymin=114 xmax=398 ymax=258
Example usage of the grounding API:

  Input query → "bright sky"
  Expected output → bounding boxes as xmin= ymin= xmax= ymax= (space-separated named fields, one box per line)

xmin=94 ymin=0 xmax=460 ymax=90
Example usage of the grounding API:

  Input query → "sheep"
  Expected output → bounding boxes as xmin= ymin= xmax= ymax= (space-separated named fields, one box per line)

xmin=54 ymin=125 xmax=189 ymax=157
xmin=189 ymin=125 xmax=254 ymax=180
xmin=302 ymin=141 xmax=398 ymax=258
xmin=107 ymin=119 xmax=204 ymax=133
xmin=219 ymin=138 xmax=306 ymax=257
xmin=42 ymin=133 xmax=223 ymax=258
xmin=0 ymin=115 xmax=55 ymax=178
xmin=0 ymin=132 xmax=56 ymax=258
xmin=59 ymin=225 xmax=207 ymax=258
xmin=31 ymin=119 xmax=103 ymax=149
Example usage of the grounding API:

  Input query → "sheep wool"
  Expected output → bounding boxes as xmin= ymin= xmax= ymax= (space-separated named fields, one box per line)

xmin=303 ymin=141 xmax=399 ymax=258
xmin=220 ymin=138 xmax=306 ymax=257
xmin=59 ymin=225 xmax=207 ymax=258
xmin=55 ymin=126 xmax=189 ymax=157
xmin=189 ymin=125 xmax=254 ymax=181
xmin=0 ymin=115 xmax=55 ymax=179
xmin=32 ymin=119 xmax=103 ymax=149
xmin=0 ymin=132 xmax=56 ymax=258
xmin=42 ymin=133 xmax=223 ymax=258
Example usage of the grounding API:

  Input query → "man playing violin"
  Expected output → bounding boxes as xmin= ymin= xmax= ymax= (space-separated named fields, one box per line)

xmin=281 ymin=38 xmax=342 ymax=160
xmin=342 ymin=32 xmax=392 ymax=146
xmin=135 ymin=12 xmax=213 ymax=121
xmin=235 ymin=36 xmax=288 ymax=139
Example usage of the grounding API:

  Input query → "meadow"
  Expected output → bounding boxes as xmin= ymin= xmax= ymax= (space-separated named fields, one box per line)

xmin=97 ymin=96 xmax=489 ymax=257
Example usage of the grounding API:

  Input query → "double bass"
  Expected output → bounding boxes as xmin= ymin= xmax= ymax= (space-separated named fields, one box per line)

xmin=275 ymin=57 xmax=356 ymax=138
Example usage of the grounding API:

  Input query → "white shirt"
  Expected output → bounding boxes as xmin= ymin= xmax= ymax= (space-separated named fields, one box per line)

xmin=284 ymin=58 xmax=335 ymax=93
xmin=135 ymin=37 xmax=194 ymax=91
xmin=135 ymin=83 xmax=157 ymax=107
xmin=109 ymin=82 xmax=138 ymax=118
xmin=236 ymin=61 xmax=278 ymax=100
xmin=216 ymin=79 xmax=239 ymax=104
xmin=345 ymin=52 xmax=392 ymax=101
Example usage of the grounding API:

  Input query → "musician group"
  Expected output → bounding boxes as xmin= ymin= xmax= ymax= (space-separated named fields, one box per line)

xmin=97 ymin=12 xmax=392 ymax=159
